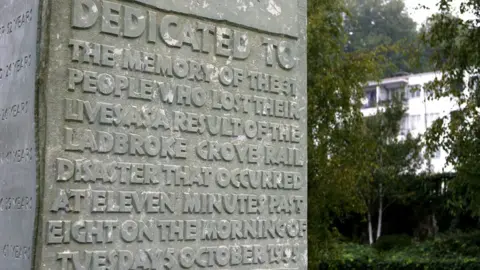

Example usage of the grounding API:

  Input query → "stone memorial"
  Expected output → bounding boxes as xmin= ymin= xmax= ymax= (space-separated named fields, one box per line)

xmin=0 ymin=0 xmax=38 ymax=269
xmin=4 ymin=0 xmax=308 ymax=269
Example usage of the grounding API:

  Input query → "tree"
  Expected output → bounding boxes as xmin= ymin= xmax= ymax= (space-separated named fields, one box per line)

xmin=421 ymin=0 xmax=480 ymax=216
xmin=307 ymin=0 xmax=424 ymax=264
xmin=307 ymin=0 xmax=390 ymax=264
xmin=345 ymin=0 xmax=417 ymax=50
xmin=356 ymin=99 xmax=423 ymax=244
xmin=344 ymin=0 xmax=431 ymax=76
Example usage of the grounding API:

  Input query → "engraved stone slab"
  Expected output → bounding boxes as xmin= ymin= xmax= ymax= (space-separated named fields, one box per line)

xmin=34 ymin=0 xmax=307 ymax=269
xmin=0 ymin=0 xmax=38 ymax=269
xmin=133 ymin=0 xmax=299 ymax=37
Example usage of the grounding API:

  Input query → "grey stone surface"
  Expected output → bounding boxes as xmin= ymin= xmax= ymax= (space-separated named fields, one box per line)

xmin=0 ymin=0 xmax=38 ymax=269
xmin=133 ymin=0 xmax=299 ymax=37
xmin=35 ymin=0 xmax=307 ymax=269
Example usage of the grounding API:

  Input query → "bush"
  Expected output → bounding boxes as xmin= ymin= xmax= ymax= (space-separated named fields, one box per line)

xmin=373 ymin=234 xmax=412 ymax=251
xmin=432 ymin=231 xmax=480 ymax=258
xmin=320 ymin=233 xmax=480 ymax=269
xmin=319 ymin=258 xmax=480 ymax=270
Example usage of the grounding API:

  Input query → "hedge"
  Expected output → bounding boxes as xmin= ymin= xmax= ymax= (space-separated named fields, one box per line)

xmin=319 ymin=259 xmax=480 ymax=270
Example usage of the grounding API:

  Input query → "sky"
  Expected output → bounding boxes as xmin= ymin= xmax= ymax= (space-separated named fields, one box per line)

xmin=404 ymin=0 xmax=474 ymax=25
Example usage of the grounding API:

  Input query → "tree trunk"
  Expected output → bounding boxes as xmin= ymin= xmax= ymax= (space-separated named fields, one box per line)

xmin=368 ymin=210 xmax=374 ymax=245
xmin=432 ymin=213 xmax=438 ymax=238
xmin=376 ymin=184 xmax=383 ymax=240
xmin=376 ymin=195 xmax=383 ymax=240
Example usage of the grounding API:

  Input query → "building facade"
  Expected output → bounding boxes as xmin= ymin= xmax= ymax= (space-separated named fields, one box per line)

xmin=361 ymin=72 xmax=458 ymax=173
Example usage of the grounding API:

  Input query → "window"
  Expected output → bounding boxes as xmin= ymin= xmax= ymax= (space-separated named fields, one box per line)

xmin=425 ymin=88 xmax=435 ymax=99
xmin=401 ymin=116 xmax=410 ymax=131
xmin=364 ymin=91 xmax=376 ymax=108
xmin=409 ymin=85 xmax=421 ymax=98
xmin=413 ymin=89 xmax=421 ymax=98
xmin=433 ymin=150 xmax=441 ymax=159
xmin=390 ymin=88 xmax=406 ymax=101
xmin=410 ymin=115 xmax=421 ymax=130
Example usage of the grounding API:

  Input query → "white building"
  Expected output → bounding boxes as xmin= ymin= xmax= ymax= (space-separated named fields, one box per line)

xmin=361 ymin=71 xmax=459 ymax=173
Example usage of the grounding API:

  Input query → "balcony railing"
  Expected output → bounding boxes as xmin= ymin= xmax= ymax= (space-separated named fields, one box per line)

xmin=378 ymin=98 xmax=409 ymax=106
xmin=363 ymin=99 xmax=377 ymax=109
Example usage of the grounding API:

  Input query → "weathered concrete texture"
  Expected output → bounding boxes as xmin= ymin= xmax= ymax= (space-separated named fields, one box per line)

xmin=35 ymin=0 xmax=307 ymax=269
xmin=134 ymin=0 xmax=299 ymax=37
xmin=0 ymin=0 xmax=38 ymax=269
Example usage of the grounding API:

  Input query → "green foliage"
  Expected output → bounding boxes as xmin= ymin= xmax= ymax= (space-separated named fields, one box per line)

xmin=363 ymin=101 xmax=423 ymax=180
xmin=342 ymin=242 xmax=379 ymax=260
xmin=421 ymin=0 xmax=480 ymax=216
xmin=308 ymin=0 xmax=425 ymax=259
xmin=373 ymin=235 xmax=412 ymax=251
xmin=344 ymin=0 xmax=432 ymax=76
xmin=320 ymin=259 xmax=480 ymax=269
xmin=320 ymin=232 xmax=480 ymax=269
xmin=307 ymin=0 xmax=426 ymax=265
xmin=345 ymin=0 xmax=417 ymax=50
xmin=431 ymin=231 xmax=480 ymax=258
xmin=307 ymin=0 xmax=390 ymax=265
xmin=355 ymin=99 xmax=423 ymax=243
